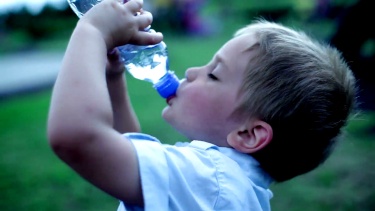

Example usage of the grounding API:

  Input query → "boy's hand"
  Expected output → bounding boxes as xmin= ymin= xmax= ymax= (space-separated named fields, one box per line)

xmin=106 ymin=49 xmax=125 ymax=77
xmin=79 ymin=0 xmax=163 ymax=50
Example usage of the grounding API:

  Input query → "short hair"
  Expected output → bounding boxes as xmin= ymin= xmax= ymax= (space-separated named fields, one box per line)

xmin=233 ymin=19 xmax=357 ymax=182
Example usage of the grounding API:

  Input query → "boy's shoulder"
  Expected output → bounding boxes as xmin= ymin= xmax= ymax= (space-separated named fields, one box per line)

xmin=124 ymin=132 xmax=273 ymax=187
xmin=122 ymin=132 xmax=273 ymax=211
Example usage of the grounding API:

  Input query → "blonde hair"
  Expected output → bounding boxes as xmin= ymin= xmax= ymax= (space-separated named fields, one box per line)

xmin=233 ymin=19 xmax=357 ymax=182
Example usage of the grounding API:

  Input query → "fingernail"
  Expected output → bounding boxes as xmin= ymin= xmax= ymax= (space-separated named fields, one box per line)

xmin=108 ymin=49 xmax=116 ymax=55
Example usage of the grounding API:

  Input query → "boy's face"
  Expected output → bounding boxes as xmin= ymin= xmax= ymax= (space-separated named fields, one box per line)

xmin=162 ymin=34 xmax=257 ymax=146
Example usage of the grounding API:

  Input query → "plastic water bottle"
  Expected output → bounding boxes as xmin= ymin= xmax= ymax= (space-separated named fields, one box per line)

xmin=67 ymin=0 xmax=180 ymax=98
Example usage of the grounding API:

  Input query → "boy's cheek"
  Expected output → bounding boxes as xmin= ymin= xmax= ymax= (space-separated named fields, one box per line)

xmin=181 ymin=97 xmax=217 ymax=119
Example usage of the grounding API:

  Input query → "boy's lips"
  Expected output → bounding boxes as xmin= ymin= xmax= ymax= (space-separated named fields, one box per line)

xmin=166 ymin=95 xmax=176 ymax=105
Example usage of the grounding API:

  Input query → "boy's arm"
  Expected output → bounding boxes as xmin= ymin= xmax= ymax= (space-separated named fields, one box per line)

xmin=48 ymin=23 xmax=143 ymax=205
xmin=47 ymin=0 xmax=162 ymax=206
xmin=106 ymin=51 xmax=141 ymax=133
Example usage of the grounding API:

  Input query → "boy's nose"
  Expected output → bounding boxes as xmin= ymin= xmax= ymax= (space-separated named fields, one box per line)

xmin=185 ymin=68 xmax=198 ymax=82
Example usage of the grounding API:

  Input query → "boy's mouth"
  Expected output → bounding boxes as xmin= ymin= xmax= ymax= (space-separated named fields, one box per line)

xmin=166 ymin=95 xmax=176 ymax=106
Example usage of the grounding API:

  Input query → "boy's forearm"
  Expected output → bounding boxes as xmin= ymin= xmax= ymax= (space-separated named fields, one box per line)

xmin=48 ymin=20 xmax=145 ymax=204
xmin=106 ymin=75 xmax=141 ymax=133
xmin=48 ymin=22 xmax=114 ymax=141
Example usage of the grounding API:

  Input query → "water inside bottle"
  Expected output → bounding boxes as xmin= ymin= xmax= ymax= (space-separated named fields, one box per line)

xmin=119 ymin=45 xmax=169 ymax=84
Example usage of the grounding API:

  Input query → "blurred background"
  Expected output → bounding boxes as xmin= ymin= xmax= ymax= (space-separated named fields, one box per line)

xmin=0 ymin=0 xmax=374 ymax=210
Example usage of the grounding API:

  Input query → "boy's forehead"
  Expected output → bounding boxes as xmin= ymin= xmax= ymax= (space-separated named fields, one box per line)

xmin=237 ymin=33 xmax=258 ymax=50
xmin=219 ymin=33 xmax=258 ymax=56
xmin=214 ymin=34 xmax=258 ymax=78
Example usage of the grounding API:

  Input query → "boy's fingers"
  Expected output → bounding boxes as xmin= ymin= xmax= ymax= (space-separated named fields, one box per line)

xmin=125 ymin=0 xmax=143 ymax=13
xmin=132 ymin=31 xmax=163 ymax=45
xmin=107 ymin=48 xmax=121 ymax=60
xmin=136 ymin=11 xmax=153 ymax=30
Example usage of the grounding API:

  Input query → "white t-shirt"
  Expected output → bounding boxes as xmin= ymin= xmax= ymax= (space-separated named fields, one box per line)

xmin=118 ymin=133 xmax=273 ymax=211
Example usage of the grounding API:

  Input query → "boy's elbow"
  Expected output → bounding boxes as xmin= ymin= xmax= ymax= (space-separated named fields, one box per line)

xmin=47 ymin=122 xmax=92 ymax=160
xmin=48 ymin=124 xmax=75 ymax=158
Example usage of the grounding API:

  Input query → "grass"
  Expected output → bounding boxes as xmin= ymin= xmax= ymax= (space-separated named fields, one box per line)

xmin=1 ymin=90 xmax=375 ymax=211
xmin=0 ymin=91 xmax=116 ymax=210
xmin=1 ymin=5 xmax=375 ymax=210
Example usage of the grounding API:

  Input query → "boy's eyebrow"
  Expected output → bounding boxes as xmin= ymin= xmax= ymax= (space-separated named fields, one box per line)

xmin=216 ymin=54 xmax=229 ymax=70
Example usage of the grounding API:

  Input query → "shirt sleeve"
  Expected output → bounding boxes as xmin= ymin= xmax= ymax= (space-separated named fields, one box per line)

xmin=122 ymin=139 xmax=220 ymax=211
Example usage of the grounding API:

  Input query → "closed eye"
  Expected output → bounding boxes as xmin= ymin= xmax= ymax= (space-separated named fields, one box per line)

xmin=208 ymin=73 xmax=219 ymax=81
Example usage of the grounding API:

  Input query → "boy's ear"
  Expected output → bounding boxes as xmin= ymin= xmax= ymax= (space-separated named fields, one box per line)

xmin=227 ymin=120 xmax=273 ymax=154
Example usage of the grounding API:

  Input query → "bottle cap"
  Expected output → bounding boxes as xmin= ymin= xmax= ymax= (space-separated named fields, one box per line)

xmin=154 ymin=71 xmax=180 ymax=98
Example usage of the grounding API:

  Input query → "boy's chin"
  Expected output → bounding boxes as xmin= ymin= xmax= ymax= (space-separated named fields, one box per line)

xmin=161 ymin=107 xmax=174 ymax=125
xmin=161 ymin=106 xmax=169 ymax=119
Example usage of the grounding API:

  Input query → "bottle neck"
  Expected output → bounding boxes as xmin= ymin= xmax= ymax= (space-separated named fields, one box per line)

xmin=153 ymin=71 xmax=180 ymax=98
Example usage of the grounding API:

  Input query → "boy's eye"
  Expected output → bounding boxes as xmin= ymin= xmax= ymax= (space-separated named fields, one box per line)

xmin=208 ymin=73 xmax=219 ymax=81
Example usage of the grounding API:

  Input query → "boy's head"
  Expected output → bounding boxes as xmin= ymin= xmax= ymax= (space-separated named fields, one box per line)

xmin=230 ymin=19 xmax=357 ymax=182
xmin=163 ymin=19 xmax=356 ymax=183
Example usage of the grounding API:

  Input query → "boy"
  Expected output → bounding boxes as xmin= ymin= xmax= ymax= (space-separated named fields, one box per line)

xmin=47 ymin=0 xmax=357 ymax=210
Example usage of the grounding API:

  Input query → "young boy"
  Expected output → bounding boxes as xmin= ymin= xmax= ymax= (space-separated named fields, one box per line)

xmin=47 ymin=0 xmax=357 ymax=210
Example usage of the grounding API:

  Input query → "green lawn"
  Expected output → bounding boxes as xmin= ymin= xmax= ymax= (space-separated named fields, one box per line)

xmin=1 ymin=4 xmax=375 ymax=210
xmin=1 ymin=84 xmax=375 ymax=211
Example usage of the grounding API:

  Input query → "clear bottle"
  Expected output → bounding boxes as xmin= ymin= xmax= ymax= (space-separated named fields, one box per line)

xmin=67 ymin=0 xmax=180 ymax=98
